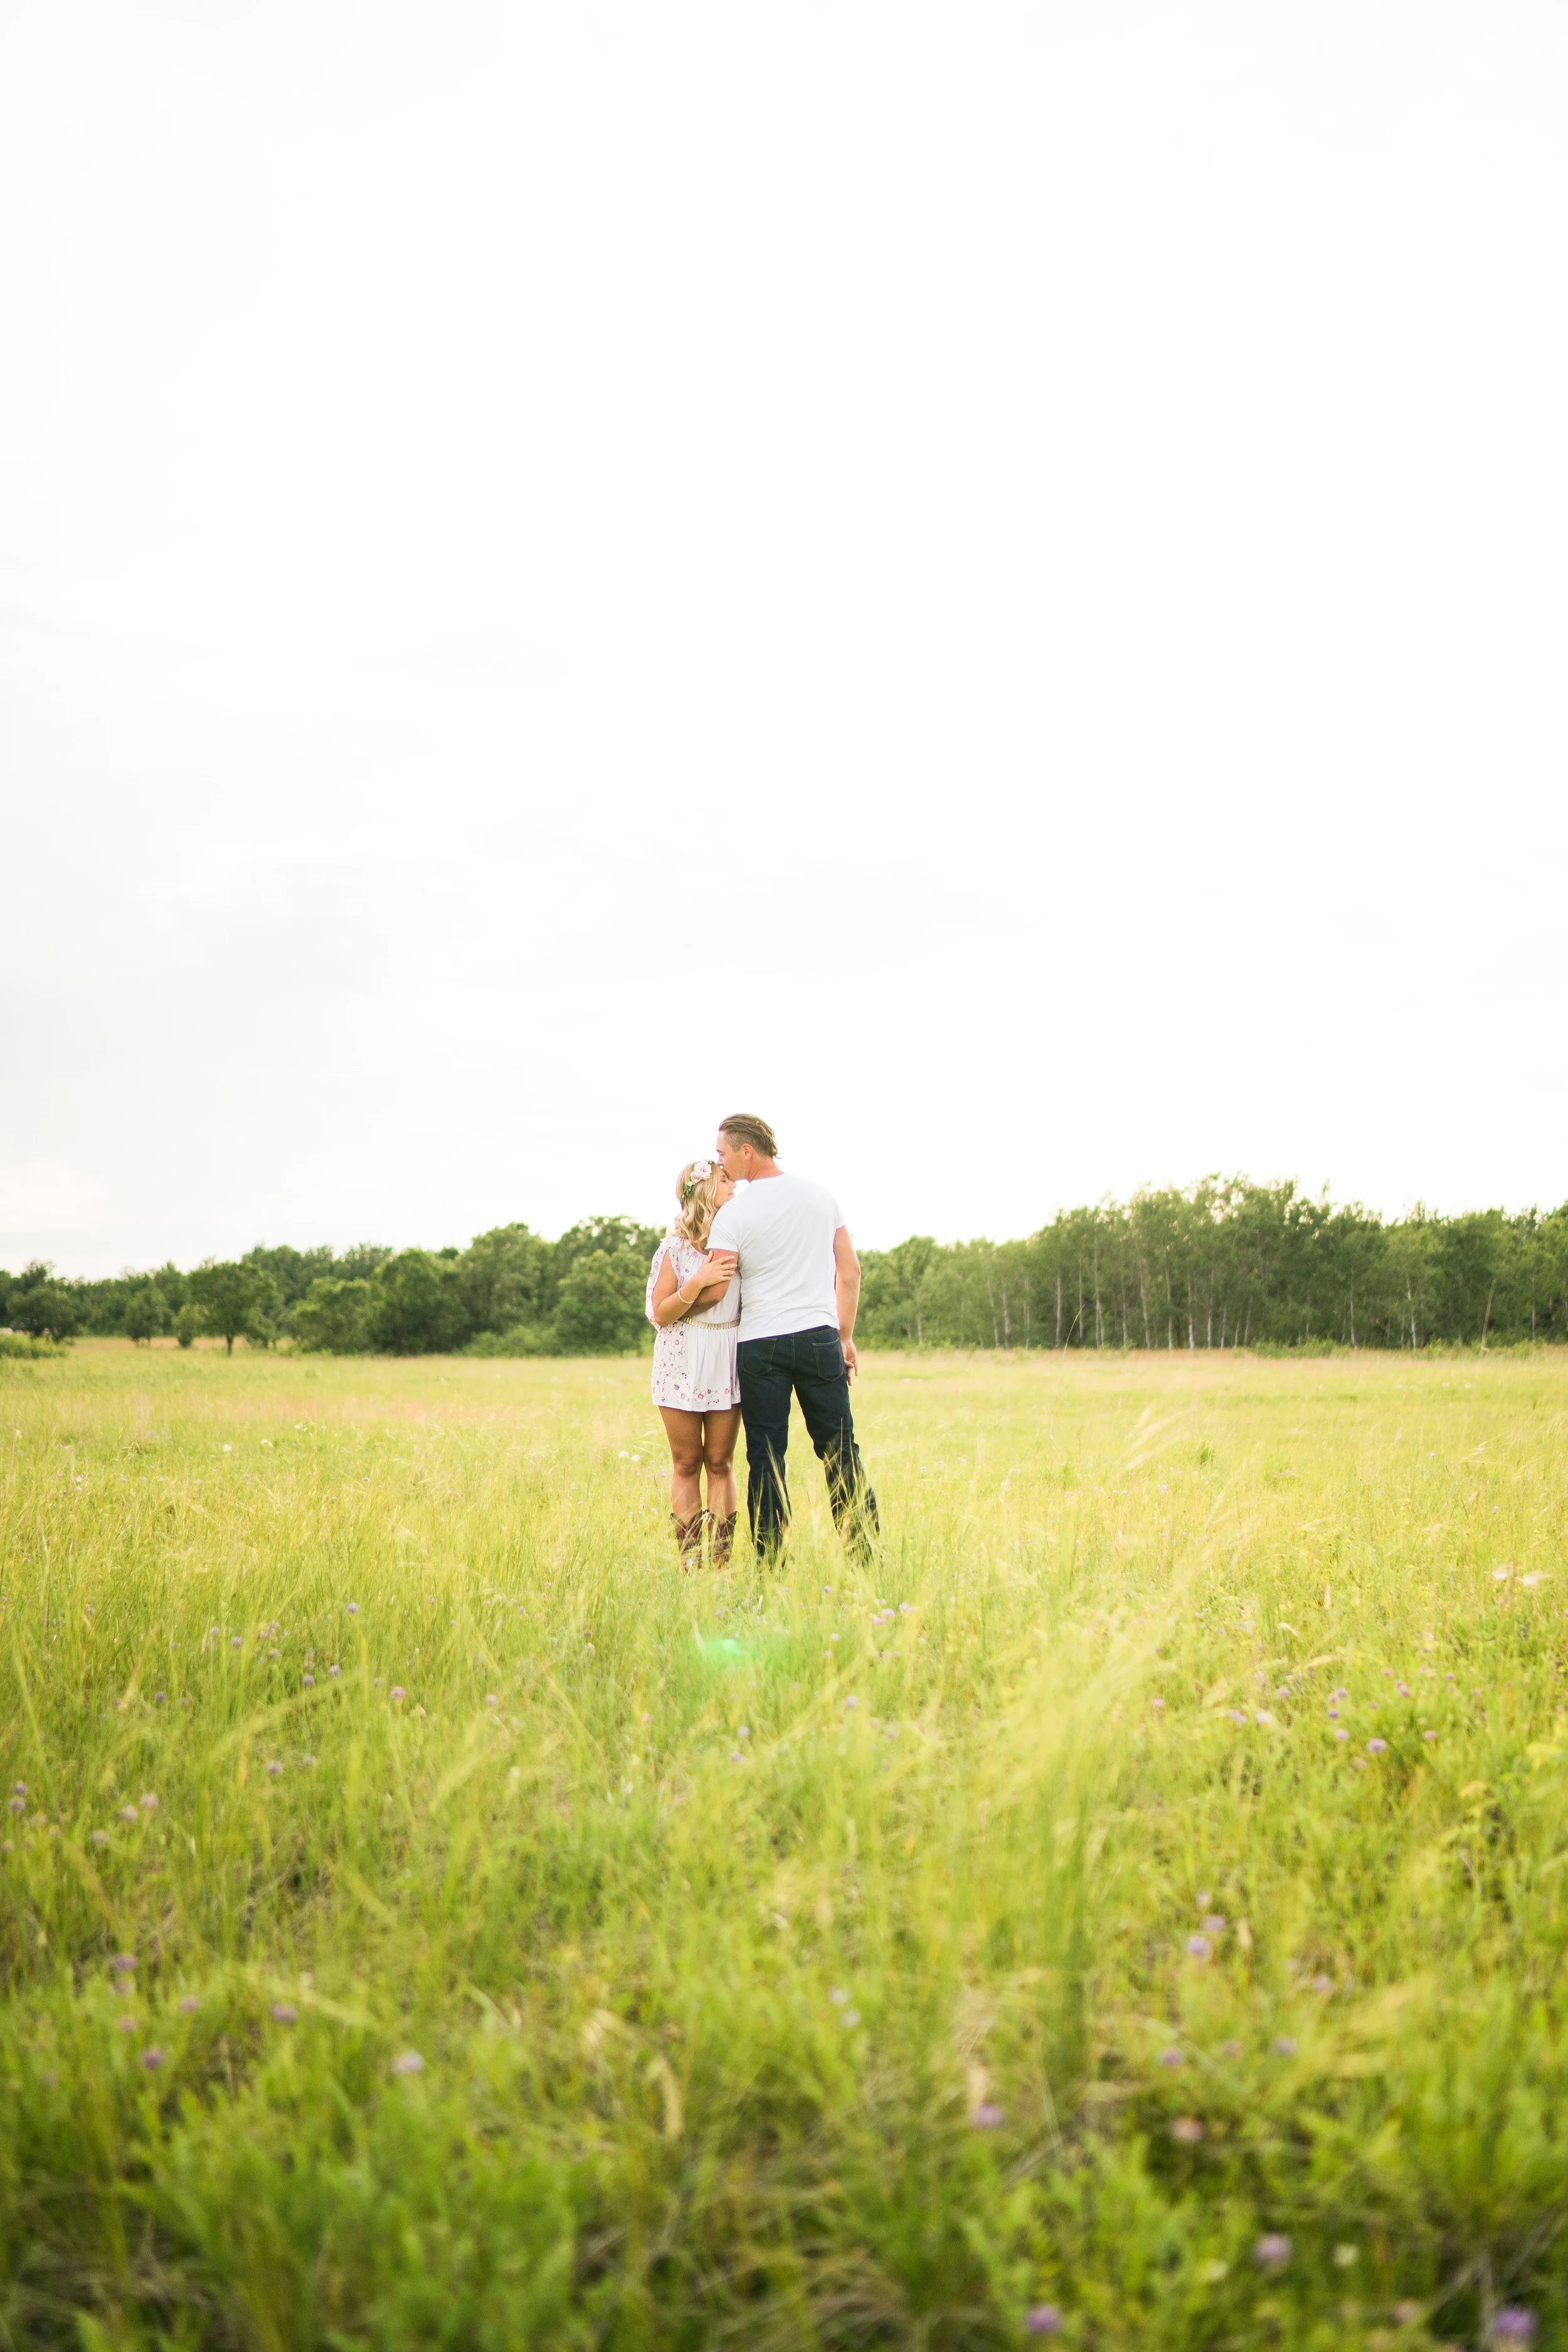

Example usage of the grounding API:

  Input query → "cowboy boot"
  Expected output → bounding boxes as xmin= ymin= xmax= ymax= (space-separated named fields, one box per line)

xmin=671 ymin=1512 xmax=705 ymax=1572
xmin=710 ymin=1512 xmax=738 ymax=1570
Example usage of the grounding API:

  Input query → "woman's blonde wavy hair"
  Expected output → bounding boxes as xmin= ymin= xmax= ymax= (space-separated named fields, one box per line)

xmin=672 ymin=1161 xmax=726 ymax=1249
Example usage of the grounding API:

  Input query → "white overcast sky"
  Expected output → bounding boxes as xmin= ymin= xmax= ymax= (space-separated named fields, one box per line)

xmin=2 ymin=0 xmax=1565 ymax=1276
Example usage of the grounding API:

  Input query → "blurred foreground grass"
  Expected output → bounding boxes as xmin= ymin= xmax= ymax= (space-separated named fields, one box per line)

xmin=2 ymin=1341 xmax=1566 ymax=2349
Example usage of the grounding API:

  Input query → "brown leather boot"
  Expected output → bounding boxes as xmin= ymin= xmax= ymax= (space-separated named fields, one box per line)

xmin=671 ymin=1512 xmax=705 ymax=1572
xmin=710 ymin=1512 xmax=738 ymax=1570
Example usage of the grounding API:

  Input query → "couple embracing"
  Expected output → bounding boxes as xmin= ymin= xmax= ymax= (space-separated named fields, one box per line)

xmin=645 ymin=1113 xmax=878 ymax=1571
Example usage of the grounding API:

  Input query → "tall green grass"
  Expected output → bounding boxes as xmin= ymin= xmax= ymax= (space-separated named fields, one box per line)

xmin=1 ymin=1342 xmax=1564 ymax=2348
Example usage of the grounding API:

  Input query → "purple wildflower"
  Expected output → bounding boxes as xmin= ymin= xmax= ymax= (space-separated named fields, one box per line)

xmin=266 ymin=1760 xmax=282 ymax=1777
xmin=1253 ymin=2234 xmax=1291 ymax=2270
xmin=1493 ymin=2314 xmax=1536 ymax=2344
xmin=116 ymin=2015 xmax=138 ymax=2032
xmin=329 ymin=1664 xmax=340 ymax=1677
xmin=1201 ymin=1914 xmax=1226 ymax=1933
xmin=1334 ymin=1729 xmax=1349 ymax=1742
xmin=139 ymin=1793 xmax=157 ymax=1812
xmin=271 ymin=2003 xmax=297 ymax=2025
xmin=119 ymin=1804 xmax=139 ymax=1823
xmin=970 ymin=2102 xmax=1004 ymax=2127
xmin=1158 ymin=2047 xmax=1184 ymax=2068
xmin=347 ymin=1602 xmax=358 ymax=1614
xmin=1273 ymin=2036 xmax=1297 ymax=2057
xmin=1025 ymin=2307 xmax=1062 ymax=2336
xmin=140 ymin=2046 xmax=164 ymax=2070
xmin=1170 ymin=2116 xmax=1204 ymax=2144
xmin=110 ymin=1953 xmax=136 ymax=1973
xmin=1367 ymin=1738 xmax=1387 ymax=1755
xmin=1221 ymin=2039 xmax=1243 ymax=2058
xmin=390 ymin=1686 xmax=405 ymax=1702
xmin=1152 ymin=1696 xmax=1165 ymax=1712
xmin=391 ymin=2050 xmax=424 ymax=2076
xmin=1228 ymin=1708 xmax=1248 ymax=1725
xmin=302 ymin=1673 xmax=314 ymax=1688
xmin=1185 ymin=1935 xmax=1210 ymax=1960
xmin=177 ymin=1996 xmax=199 ymax=2013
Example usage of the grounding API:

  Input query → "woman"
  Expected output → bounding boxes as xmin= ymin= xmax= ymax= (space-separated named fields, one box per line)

xmin=647 ymin=1159 xmax=741 ymax=1569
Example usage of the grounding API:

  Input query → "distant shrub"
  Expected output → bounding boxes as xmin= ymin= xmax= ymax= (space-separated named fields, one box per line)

xmin=465 ymin=1325 xmax=556 ymax=1358
xmin=0 ymin=1331 xmax=65 ymax=1359
xmin=173 ymin=1303 xmax=200 ymax=1350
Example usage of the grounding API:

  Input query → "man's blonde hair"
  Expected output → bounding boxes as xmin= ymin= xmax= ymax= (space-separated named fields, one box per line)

xmin=672 ymin=1161 xmax=726 ymax=1249
xmin=718 ymin=1112 xmax=778 ymax=1160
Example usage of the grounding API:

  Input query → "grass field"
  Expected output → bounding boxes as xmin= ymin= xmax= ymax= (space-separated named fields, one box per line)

xmin=1 ymin=1341 xmax=1565 ymax=2351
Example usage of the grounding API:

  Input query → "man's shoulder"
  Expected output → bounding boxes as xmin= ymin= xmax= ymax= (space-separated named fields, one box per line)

xmin=779 ymin=1172 xmax=842 ymax=1220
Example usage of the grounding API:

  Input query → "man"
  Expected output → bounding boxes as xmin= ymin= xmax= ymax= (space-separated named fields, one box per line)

xmin=703 ymin=1112 xmax=878 ymax=1560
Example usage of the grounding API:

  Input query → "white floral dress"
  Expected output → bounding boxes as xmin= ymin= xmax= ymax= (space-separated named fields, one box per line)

xmin=647 ymin=1235 xmax=741 ymax=1411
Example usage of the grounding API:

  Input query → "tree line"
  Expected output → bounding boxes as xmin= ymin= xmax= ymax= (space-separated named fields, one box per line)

xmin=3 ymin=1177 xmax=1565 ymax=1355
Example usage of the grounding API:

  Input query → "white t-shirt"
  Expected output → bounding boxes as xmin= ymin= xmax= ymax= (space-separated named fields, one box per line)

xmin=707 ymin=1172 xmax=845 ymax=1342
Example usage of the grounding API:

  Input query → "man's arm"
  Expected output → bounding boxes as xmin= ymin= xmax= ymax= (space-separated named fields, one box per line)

xmin=834 ymin=1226 xmax=861 ymax=1379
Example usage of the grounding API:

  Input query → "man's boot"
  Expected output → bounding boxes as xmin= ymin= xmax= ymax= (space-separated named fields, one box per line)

xmin=711 ymin=1512 xmax=738 ymax=1570
xmin=671 ymin=1512 xmax=705 ymax=1572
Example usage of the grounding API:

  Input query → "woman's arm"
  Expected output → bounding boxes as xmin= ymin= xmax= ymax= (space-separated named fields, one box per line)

xmin=651 ymin=1253 xmax=711 ymax=1327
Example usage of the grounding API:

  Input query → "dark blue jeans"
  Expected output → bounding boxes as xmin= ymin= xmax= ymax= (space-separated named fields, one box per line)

xmin=736 ymin=1326 xmax=879 ymax=1559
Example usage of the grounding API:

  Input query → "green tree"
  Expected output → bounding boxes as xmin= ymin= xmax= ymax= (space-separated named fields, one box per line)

xmin=188 ymin=1261 xmax=282 ymax=1355
xmin=292 ymin=1278 xmax=373 ymax=1355
xmin=7 ymin=1262 xmax=87 ymax=1342
xmin=173 ymin=1302 xmax=200 ymax=1349
xmin=458 ymin=1224 xmax=553 ymax=1334
xmin=123 ymin=1284 xmax=167 ymax=1346
xmin=364 ymin=1251 xmax=470 ymax=1355
xmin=551 ymin=1249 xmax=648 ymax=1354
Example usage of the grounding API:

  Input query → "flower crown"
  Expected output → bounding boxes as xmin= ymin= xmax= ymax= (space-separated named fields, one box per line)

xmin=681 ymin=1159 xmax=713 ymax=1203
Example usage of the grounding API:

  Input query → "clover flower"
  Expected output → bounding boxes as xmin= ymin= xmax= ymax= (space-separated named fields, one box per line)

xmin=270 ymin=2003 xmax=297 ymax=2025
xmin=140 ymin=2047 xmax=164 ymax=2070
xmin=1493 ymin=2314 xmax=1536 ymax=2344
xmin=1253 ymin=2234 xmax=1291 ymax=2270
xmin=1185 ymin=1935 xmax=1210 ymax=1960
xmin=391 ymin=2050 xmax=424 ymax=2076
xmin=970 ymin=2102 xmax=1004 ymax=2127
xmin=1367 ymin=1738 xmax=1387 ymax=1755
xmin=1170 ymin=2116 xmax=1204 ymax=2144
xmin=1273 ymin=2036 xmax=1297 ymax=2057
xmin=1025 ymin=2307 xmax=1061 ymax=2335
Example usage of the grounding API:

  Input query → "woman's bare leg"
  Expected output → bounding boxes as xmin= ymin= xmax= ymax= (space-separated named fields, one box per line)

xmin=701 ymin=1408 xmax=741 ymax=1523
xmin=659 ymin=1408 xmax=706 ymax=1520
